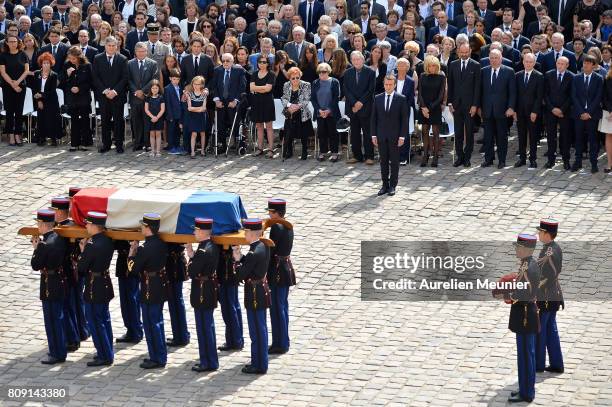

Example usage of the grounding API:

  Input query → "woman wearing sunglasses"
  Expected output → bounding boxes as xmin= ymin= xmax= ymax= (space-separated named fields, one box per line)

xmin=311 ymin=63 xmax=341 ymax=162
xmin=250 ymin=56 xmax=276 ymax=158
xmin=281 ymin=67 xmax=313 ymax=160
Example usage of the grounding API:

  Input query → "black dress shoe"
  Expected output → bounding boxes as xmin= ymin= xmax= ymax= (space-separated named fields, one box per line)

xmin=481 ymin=161 xmax=493 ymax=168
xmin=463 ymin=159 xmax=471 ymax=168
xmin=66 ymin=343 xmax=79 ymax=352
xmin=166 ymin=339 xmax=190 ymax=347
xmin=116 ymin=147 xmax=124 ymax=154
xmin=51 ymin=139 xmax=58 ymax=146
xmin=514 ymin=160 xmax=526 ymax=168
xmin=508 ymin=394 xmax=532 ymax=403
xmin=69 ymin=147 xmax=77 ymax=152
xmin=563 ymin=161 xmax=571 ymax=170
xmin=377 ymin=186 xmax=388 ymax=196
xmin=79 ymin=147 xmax=88 ymax=152
xmin=591 ymin=165 xmax=599 ymax=174
xmin=571 ymin=162 xmax=582 ymax=172
xmin=241 ymin=366 xmax=266 ymax=374
xmin=41 ymin=357 xmax=65 ymax=365
xmin=133 ymin=146 xmax=144 ymax=152
xmin=87 ymin=359 xmax=112 ymax=367
xmin=387 ymin=187 xmax=396 ymax=196
xmin=497 ymin=162 xmax=505 ymax=169
xmin=191 ymin=364 xmax=217 ymax=372
xmin=536 ymin=369 xmax=545 ymax=373
xmin=544 ymin=366 xmax=564 ymax=373
xmin=268 ymin=347 xmax=289 ymax=354
xmin=544 ymin=161 xmax=554 ymax=169
xmin=453 ymin=158 xmax=463 ymax=167
xmin=510 ymin=390 xmax=520 ymax=397
xmin=116 ymin=334 xmax=141 ymax=343
xmin=98 ymin=147 xmax=110 ymax=153
xmin=140 ymin=360 xmax=165 ymax=369
xmin=217 ymin=343 xmax=243 ymax=351
xmin=529 ymin=161 xmax=537 ymax=169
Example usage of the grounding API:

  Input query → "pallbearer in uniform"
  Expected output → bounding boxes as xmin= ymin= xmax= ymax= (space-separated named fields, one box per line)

xmin=217 ymin=246 xmax=244 ymax=352
xmin=536 ymin=218 xmax=564 ymax=374
xmin=128 ymin=213 xmax=169 ymax=369
xmin=267 ymin=199 xmax=296 ymax=355
xmin=67 ymin=187 xmax=90 ymax=342
xmin=77 ymin=211 xmax=115 ymax=366
xmin=31 ymin=209 xmax=68 ymax=364
xmin=232 ymin=218 xmax=271 ymax=374
xmin=165 ymin=243 xmax=191 ymax=347
xmin=50 ymin=196 xmax=81 ymax=353
xmin=186 ymin=218 xmax=220 ymax=373
xmin=507 ymin=234 xmax=540 ymax=403
xmin=115 ymin=239 xmax=144 ymax=344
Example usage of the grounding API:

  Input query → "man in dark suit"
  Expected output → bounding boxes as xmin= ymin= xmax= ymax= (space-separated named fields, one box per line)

xmin=53 ymin=0 xmax=70 ymax=27
xmin=480 ymin=49 xmax=516 ymax=168
xmin=128 ymin=42 xmax=159 ymax=151
xmin=427 ymin=11 xmax=458 ymax=45
xmin=344 ymin=51 xmax=376 ymax=165
xmin=77 ymin=29 xmax=97 ymax=62
xmin=38 ymin=28 xmax=69 ymax=73
xmin=476 ymin=0 xmax=497 ymax=35
xmin=371 ymin=75 xmax=408 ymax=196
xmin=283 ymin=26 xmax=311 ymax=63
xmin=445 ymin=0 xmax=463 ymax=23
xmin=423 ymin=1 xmax=445 ymax=39
xmin=367 ymin=22 xmax=398 ymax=55
xmin=550 ymin=0 xmax=578 ymax=40
xmin=510 ymin=20 xmax=529 ymax=50
xmin=351 ymin=0 xmax=386 ymax=26
xmin=448 ymin=43 xmax=481 ymax=168
xmin=234 ymin=17 xmax=255 ymax=51
xmin=541 ymin=33 xmax=578 ymax=74
xmin=20 ymin=0 xmax=41 ymax=19
xmin=125 ymin=12 xmax=148 ymax=56
xmin=298 ymin=0 xmax=325 ymax=34
xmin=514 ymin=53 xmax=544 ymax=168
xmin=92 ymin=36 xmax=128 ymax=153
xmin=543 ymin=56 xmax=574 ymax=170
xmin=179 ymin=37 xmax=215 ymax=89
xmin=571 ymin=55 xmax=603 ymax=174
xmin=525 ymin=5 xmax=548 ymax=39
xmin=30 ymin=4 xmax=53 ymax=40
xmin=212 ymin=54 xmax=246 ymax=152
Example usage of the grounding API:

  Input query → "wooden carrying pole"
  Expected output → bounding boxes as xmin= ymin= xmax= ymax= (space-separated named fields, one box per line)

xmin=18 ymin=218 xmax=293 ymax=249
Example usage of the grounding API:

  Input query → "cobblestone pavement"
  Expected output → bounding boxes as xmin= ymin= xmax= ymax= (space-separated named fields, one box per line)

xmin=0 ymin=139 xmax=610 ymax=406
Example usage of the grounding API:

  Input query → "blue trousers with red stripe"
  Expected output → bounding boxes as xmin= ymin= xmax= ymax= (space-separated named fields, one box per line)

xmin=142 ymin=302 xmax=167 ymax=365
xmin=42 ymin=300 xmax=67 ymax=360
xmin=85 ymin=302 xmax=114 ymax=362
xmin=194 ymin=308 xmax=218 ymax=369
xmin=76 ymin=276 xmax=90 ymax=340
xmin=167 ymin=280 xmax=190 ymax=344
xmin=218 ymin=284 xmax=244 ymax=348
xmin=118 ymin=275 xmax=143 ymax=340
xmin=516 ymin=333 xmax=536 ymax=401
xmin=269 ymin=285 xmax=290 ymax=351
xmin=247 ymin=308 xmax=268 ymax=372
xmin=536 ymin=311 xmax=564 ymax=371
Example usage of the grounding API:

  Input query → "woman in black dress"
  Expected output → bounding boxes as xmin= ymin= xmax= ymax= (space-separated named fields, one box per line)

xmin=250 ymin=56 xmax=276 ymax=157
xmin=299 ymin=44 xmax=319 ymax=84
xmin=0 ymin=35 xmax=29 ymax=146
xmin=417 ymin=55 xmax=446 ymax=167
xmin=28 ymin=52 xmax=63 ymax=146
xmin=367 ymin=44 xmax=387 ymax=94
xmin=60 ymin=46 xmax=93 ymax=151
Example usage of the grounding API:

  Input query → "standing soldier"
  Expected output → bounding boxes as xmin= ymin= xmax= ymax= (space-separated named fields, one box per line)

xmin=127 ymin=213 xmax=169 ymax=369
xmin=50 ymin=196 xmax=81 ymax=353
xmin=536 ymin=219 xmax=564 ymax=374
xmin=31 ymin=209 xmax=68 ymax=364
xmin=507 ymin=234 xmax=540 ymax=403
xmin=266 ymin=199 xmax=295 ymax=355
xmin=217 ymin=247 xmax=244 ymax=352
xmin=115 ymin=239 xmax=144 ymax=344
xmin=77 ymin=212 xmax=115 ymax=367
xmin=232 ymin=218 xmax=271 ymax=374
xmin=165 ymin=243 xmax=191 ymax=347
xmin=67 ymin=187 xmax=90 ymax=342
xmin=186 ymin=218 xmax=220 ymax=372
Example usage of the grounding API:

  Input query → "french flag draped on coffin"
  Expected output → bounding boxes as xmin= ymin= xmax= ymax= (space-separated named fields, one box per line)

xmin=70 ymin=188 xmax=248 ymax=235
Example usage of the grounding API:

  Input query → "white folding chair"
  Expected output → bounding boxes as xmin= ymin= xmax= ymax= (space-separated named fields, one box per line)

xmin=338 ymin=100 xmax=351 ymax=160
xmin=23 ymin=88 xmax=34 ymax=143
xmin=307 ymin=102 xmax=318 ymax=157
xmin=272 ymin=98 xmax=286 ymax=157
xmin=90 ymin=92 xmax=99 ymax=146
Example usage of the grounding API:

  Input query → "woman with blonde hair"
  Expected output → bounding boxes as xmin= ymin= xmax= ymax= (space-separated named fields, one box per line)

xmin=185 ymin=75 xmax=208 ymax=158
xmin=417 ymin=55 xmax=446 ymax=167
xmin=180 ymin=2 xmax=200 ymax=41
xmin=318 ymin=34 xmax=338 ymax=63
xmin=65 ymin=7 xmax=84 ymax=44
xmin=93 ymin=21 xmax=113 ymax=52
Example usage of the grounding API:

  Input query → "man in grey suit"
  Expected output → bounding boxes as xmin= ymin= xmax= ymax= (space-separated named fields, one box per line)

xmin=283 ymin=26 xmax=311 ymax=63
xmin=144 ymin=23 xmax=172 ymax=68
xmin=128 ymin=42 xmax=160 ymax=151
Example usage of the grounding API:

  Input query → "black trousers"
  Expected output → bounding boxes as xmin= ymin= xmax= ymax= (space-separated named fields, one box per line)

xmin=574 ymin=118 xmax=600 ymax=166
xmin=99 ymin=98 xmax=125 ymax=149
xmin=483 ymin=117 xmax=509 ymax=163
xmin=217 ymin=105 xmax=238 ymax=146
xmin=544 ymin=112 xmax=571 ymax=163
xmin=69 ymin=105 xmax=91 ymax=147
xmin=317 ymin=116 xmax=339 ymax=154
xmin=516 ymin=113 xmax=539 ymax=162
xmin=2 ymin=84 xmax=26 ymax=135
xmin=130 ymin=101 xmax=146 ymax=149
xmin=378 ymin=137 xmax=400 ymax=188
xmin=349 ymin=114 xmax=373 ymax=160
xmin=453 ymin=106 xmax=475 ymax=161
xmin=283 ymin=117 xmax=311 ymax=157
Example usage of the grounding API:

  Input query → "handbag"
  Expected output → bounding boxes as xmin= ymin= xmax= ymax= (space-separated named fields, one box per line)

xmin=336 ymin=116 xmax=350 ymax=130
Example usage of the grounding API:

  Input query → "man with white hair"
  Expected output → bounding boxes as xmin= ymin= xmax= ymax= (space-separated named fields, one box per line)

xmin=233 ymin=17 xmax=255 ymax=51
xmin=284 ymin=26 xmax=312 ymax=63
xmin=367 ymin=22 xmax=397 ymax=55
xmin=279 ymin=4 xmax=294 ymax=38
xmin=514 ymin=52 xmax=544 ymax=169
xmin=453 ymin=0 xmax=475 ymax=29
xmin=88 ymin=13 xmax=102 ymax=40
xmin=17 ymin=15 xmax=31 ymax=39
xmin=541 ymin=32 xmax=577 ymax=73
xmin=248 ymin=5 xmax=268 ymax=34
xmin=267 ymin=19 xmax=286 ymax=50
xmin=212 ymin=53 xmax=246 ymax=152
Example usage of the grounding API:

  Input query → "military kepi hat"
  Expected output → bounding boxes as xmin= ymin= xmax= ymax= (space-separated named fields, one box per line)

xmin=193 ymin=217 xmax=213 ymax=230
xmin=267 ymin=198 xmax=286 ymax=212
xmin=35 ymin=209 xmax=55 ymax=222
xmin=86 ymin=211 xmax=107 ymax=226
xmin=68 ymin=187 xmax=81 ymax=197
xmin=514 ymin=233 xmax=537 ymax=249
xmin=50 ymin=196 xmax=70 ymax=210
xmin=147 ymin=23 xmax=160 ymax=33
xmin=536 ymin=218 xmax=559 ymax=234
xmin=140 ymin=213 xmax=161 ymax=228
xmin=243 ymin=218 xmax=263 ymax=230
